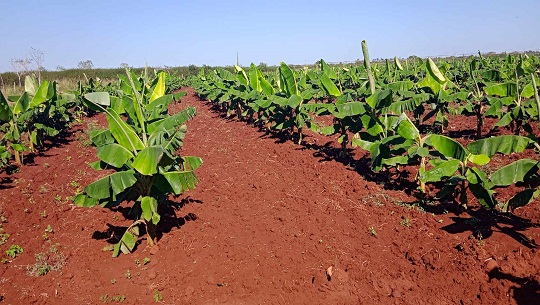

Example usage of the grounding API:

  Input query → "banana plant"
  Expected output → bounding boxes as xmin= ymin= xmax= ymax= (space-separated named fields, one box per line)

xmin=419 ymin=133 xmax=538 ymax=210
xmin=417 ymin=58 xmax=461 ymax=133
xmin=456 ymin=58 xmax=490 ymax=139
xmin=316 ymin=72 xmax=363 ymax=157
xmin=269 ymin=62 xmax=318 ymax=144
xmin=74 ymin=70 xmax=202 ymax=257
xmin=484 ymin=55 xmax=539 ymax=135
xmin=0 ymin=76 xmax=57 ymax=165
xmin=0 ymin=145 xmax=11 ymax=169
xmin=243 ymin=64 xmax=277 ymax=127
xmin=394 ymin=113 xmax=434 ymax=192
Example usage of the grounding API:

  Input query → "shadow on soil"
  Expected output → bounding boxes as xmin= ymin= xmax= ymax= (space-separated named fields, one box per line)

xmin=440 ymin=208 xmax=539 ymax=249
xmin=298 ymin=139 xmax=420 ymax=197
xmin=0 ymin=129 xmax=77 ymax=188
xmin=488 ymin=268 xmax=540 ymax=305
xmin=0 ymin=175 xmax=15 ymax=190
xmin=91 ymin=196 xmax=203 ymax=251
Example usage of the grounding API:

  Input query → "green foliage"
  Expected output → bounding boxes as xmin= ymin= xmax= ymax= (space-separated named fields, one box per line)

xmin=26 ymin=244 xmax=66 ymax=276
xmin=420 ymin=134 xmax=539 ymax=209
xmin=6 ymin=244 xmax=23 ymax=258
xmin=191 ymin=40 xmax=540 ymax=212
xmin=0 ymin=75 xmax=83 ymax=168
xmin=75 ymin=69 xmax=202 ymax=257
xmin=153 ymin=290 xmax=163 ymax=302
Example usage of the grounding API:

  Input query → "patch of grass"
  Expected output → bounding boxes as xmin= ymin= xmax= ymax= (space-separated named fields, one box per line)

xmin=100 ymin=294 xmax=126 ymax=303
xmin=77 ymin=120 xmax=102 ymax=148
xmin=400 ymin=217 xmax=411 ymax=228
xmin=0 ymin=213 xmax=9 ymax=246
xmin=0 ymin=229 xmax=9 ymax=246
xmin=362 ymin=194 xmax=387 ymax=207
xmin=70 ymin=180 xmax=79 ymax=188
xmin=26 ymin=244 xmax=66 ymax=277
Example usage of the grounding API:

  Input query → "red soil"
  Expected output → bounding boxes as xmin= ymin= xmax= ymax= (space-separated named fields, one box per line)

xmin=0 ymin=88 xmax=538 ymax=305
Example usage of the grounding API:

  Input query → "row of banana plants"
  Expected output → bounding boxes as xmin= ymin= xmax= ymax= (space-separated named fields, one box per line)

xmin=74 ymin=69 xmax=202 ymax=257
xmin=0 ymin=75 xmax=87 ymax=169
xmin=189 ymin=41 xmax=540 ymax=212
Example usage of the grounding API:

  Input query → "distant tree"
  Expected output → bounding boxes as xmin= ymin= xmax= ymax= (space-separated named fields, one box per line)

xmin=11 ymin=58 xmax=33 ymax=86
xmin=188 ymin=64 xmax=198 ymax=74
xmin=257 ymin=62 xmax=268 ymax=72
xmin=56 ymin=65 xmax=66 ymax=71
xmin=78 ymin=60 xmax=94 ymax=69
xmin=120 ymin=63 xmax=130 ymax=69
xmin=30 ymin=47 xmax=45 ymax=83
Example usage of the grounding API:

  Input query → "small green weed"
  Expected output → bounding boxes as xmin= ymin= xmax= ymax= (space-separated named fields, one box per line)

xmin=6 ymin=245 xmax=23 ymax=258
xmin=400 ymin=217 xmax=411 ymax=228
xmin=43 ymin=225 xmax=54 ymax=240
xmin=153 ymin=290 xmax=163 ymax=302
xmin=368 ymin=226 xmax=377 ymax=237
xmin=0 ymin=228 xmax=9 ymax=246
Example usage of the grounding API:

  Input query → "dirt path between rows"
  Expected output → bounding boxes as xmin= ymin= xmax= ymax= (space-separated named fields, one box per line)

xmin=0 ymin=88 xmax=538 ymax=305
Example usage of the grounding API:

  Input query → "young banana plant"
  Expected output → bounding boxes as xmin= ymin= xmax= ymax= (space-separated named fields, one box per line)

xmin=484 ymin=55 xmax=539 ymax=135
xmin=74 ymin=70 xmax=202 ymax=257
xmin=420 ymin=133 xmax=538 ymax=210
xmin=0 ymin=76 xmax=56 ymax=165
xmin=270 ymin=62 xmax=316 ymax=144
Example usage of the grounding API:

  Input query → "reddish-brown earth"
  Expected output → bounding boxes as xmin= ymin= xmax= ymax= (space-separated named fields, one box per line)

xmin=0 ymin=88 xmax=538 ymax=305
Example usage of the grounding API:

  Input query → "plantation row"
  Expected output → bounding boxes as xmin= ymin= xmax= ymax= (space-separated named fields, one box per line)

xmin=1 ymin=41 xmax=539 ymax=257
xmin=1 ymin=70 xmax=201 ymax=256
xmin=0 ymin=76 xmax=86 ymax=167
xmin=188 ymin=41 xmax=540 ymax=212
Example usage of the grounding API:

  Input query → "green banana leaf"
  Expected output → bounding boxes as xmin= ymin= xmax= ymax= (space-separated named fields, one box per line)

xmin=420 ymin=159 xmax=461 ymax=183
xmin=97 ymin=143 xmax=134 ymax=168
xmin=490 ymin=159 xmax=539 ymax=187
xmin=279 ymin=62 xmax=297 ymax=97
xmin=427 ymin=58 xmax=446 ymax=83
xmin=106 ymin=108 xmax=145 ymax=152
xmin=132 ymin=146 xmax=164 ymax=175
xmin=426 ymin=134 xmax=467 ymax=162
xmin=466 ymin=135 xmax=533 ymax=157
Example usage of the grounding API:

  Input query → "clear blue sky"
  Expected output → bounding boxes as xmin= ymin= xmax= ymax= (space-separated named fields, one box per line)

xmin=1 ymin=0 xmax=539 ymax=72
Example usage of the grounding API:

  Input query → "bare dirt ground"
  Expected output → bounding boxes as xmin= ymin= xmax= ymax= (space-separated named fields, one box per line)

xmin=0 ymin=88 xmax=538 ymax=305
